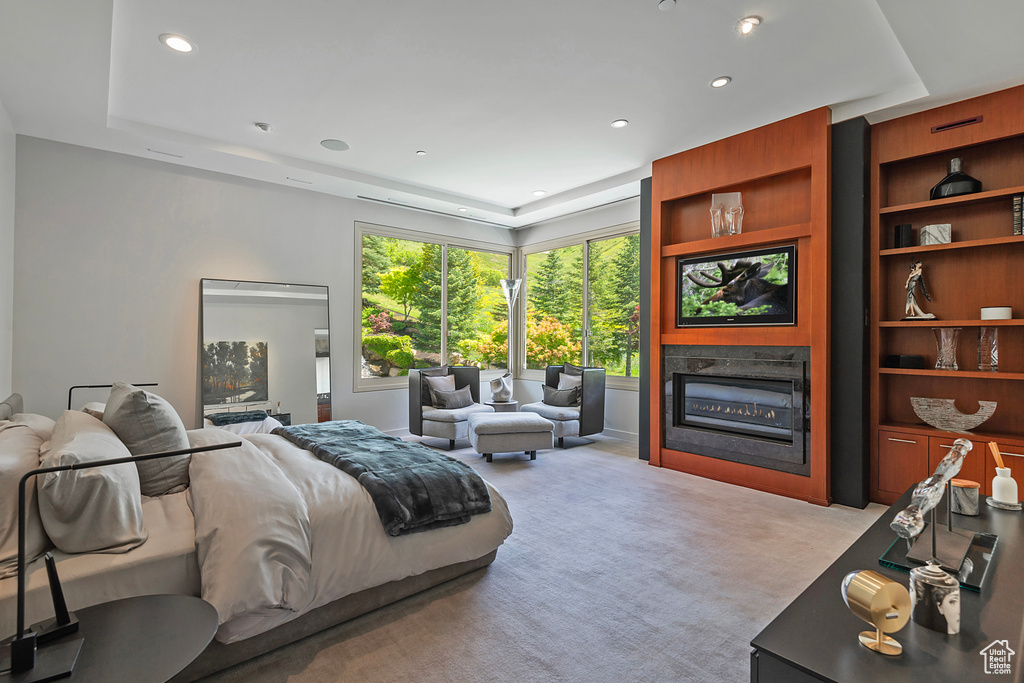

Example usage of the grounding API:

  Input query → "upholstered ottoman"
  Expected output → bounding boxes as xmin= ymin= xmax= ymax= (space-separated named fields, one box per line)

xmin=467 ymin=412 xmax=554 ymax=462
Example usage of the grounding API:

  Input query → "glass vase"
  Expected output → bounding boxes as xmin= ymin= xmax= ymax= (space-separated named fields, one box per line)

xmin=933 ymin=327 xmax=961 ymax=370
xmin=978 ymin=327 xmax=998 ymax=372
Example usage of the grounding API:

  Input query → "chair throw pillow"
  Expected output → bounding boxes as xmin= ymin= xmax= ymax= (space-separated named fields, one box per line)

xmin=557 ymin=372 xmax=582 ymax=391
xmin=37 ymin=411 xmax=147 ymax=554
xmin=434 ymin=385 xmax=474 ymax=410
xmin=562 ymin=362 xmax=584 ymax=376
xmin=424 ymin=374 xmax=456 ymax=407
xmin=543 ymin=384 xmax=581 ymax=407
xmin=103 ymin=381 xmax=190 ymax=496
xmin=418 ymin=367 xmax=449 ymax=406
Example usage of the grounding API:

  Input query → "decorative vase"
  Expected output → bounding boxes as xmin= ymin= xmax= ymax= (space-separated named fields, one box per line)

xmin=978 ymin=327 xmax=998 ymax=372
xmin=933 ymin=327 xmax=961 ymax=370
xmin=929 ymin=157 xmax=981 ymax=200
xmin=489 ymin=372 xmax=512 ymax=402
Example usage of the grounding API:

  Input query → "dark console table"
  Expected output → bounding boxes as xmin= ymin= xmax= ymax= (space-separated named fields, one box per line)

xmin=751 ymin=488 xmax=1024 ymax=682
xmin=8 ymin=594 xmax=218 ymax=683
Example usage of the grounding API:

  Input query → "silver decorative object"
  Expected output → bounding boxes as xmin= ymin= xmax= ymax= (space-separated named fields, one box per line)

xmin=933 ymin=327 xmax=961 ymax=370
xmin=919 ymin=223 xmax=952 ymax=246
xmin=489 ymin=372 xmax=513 ymax=402
xmin=903 ymin=260 xmax=935 ymax=320
xmin=891 ymin=439 xmax=972 ymax=540
xmin=910 ymin=397 xmax=996 ymax=432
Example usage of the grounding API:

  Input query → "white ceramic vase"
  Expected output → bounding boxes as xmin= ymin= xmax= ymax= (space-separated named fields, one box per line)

xmin=489 ymin=372 xmax=513 ymax=402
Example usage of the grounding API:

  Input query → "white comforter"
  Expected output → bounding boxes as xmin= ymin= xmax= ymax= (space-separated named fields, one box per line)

xmin=186 ymin=428 xmax=513 ymax=644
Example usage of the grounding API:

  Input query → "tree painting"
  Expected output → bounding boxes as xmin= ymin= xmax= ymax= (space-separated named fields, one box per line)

xmin=202 ymin=340 xmax=269 ymax=404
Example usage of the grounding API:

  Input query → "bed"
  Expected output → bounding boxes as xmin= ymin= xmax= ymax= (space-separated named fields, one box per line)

xmin=0 ymin=389 xmax=513 ymax=680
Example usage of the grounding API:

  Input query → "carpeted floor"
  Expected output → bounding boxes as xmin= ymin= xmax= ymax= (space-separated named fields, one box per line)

xmin=202 ymin=435 xmax=883 ymax=682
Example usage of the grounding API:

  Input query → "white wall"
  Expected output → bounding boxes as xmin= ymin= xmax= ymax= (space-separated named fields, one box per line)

xmin=13 ymin=137 xmax=512 ymax=428
xmin=514 ymin=197 xmax=643 ymax=441
xmin=0 ymin=100 xmax=14 ymax=399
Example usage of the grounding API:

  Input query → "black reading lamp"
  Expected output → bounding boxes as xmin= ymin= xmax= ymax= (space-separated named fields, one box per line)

xmin=1 ymin=440 xmax=239 ymax=682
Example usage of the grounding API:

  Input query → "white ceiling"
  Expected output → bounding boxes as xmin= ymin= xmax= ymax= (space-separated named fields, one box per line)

xmin=1 ymin=0 xmax=1022 ymax=229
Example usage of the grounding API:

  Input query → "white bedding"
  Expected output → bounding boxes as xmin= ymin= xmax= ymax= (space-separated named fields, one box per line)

xmin=203 ymin=415 xmax=283 ymax=434
xmin=0 ymin=429 xmax=513 ymax=645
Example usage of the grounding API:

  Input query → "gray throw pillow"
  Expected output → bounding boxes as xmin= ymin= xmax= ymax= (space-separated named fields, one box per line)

xmin=424 ymin=374 xmax=456 ymax=406
xmin=418 ymin=367 xmax=449 ymax=406
xmin=543 ymin=384 xmax=581 ymax=407
xmin=562 ymin=362 xmax=584 ymax=376
xmin=103 ymin=382 xmax=190 ymax=496
xmin=557 ymin=372 xmax=582 ymax=391
xmin=434 ymin=385 xmax=474 ymax=410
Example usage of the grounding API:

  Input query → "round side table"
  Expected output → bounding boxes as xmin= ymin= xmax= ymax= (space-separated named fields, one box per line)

xmin=484 ymin=400 xmax=519 ymax=413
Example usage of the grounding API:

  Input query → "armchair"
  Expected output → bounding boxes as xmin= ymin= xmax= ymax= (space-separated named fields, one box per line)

xmin=521 ymin=365 xmax=605 ymax=447
xmin=409 ymin=366 xmax=493 ymax=449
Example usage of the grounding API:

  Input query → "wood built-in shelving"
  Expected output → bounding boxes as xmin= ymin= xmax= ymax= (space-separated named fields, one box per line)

xmin=870 ymin=83 xmax=1024 ymax=505
xmin=650 ymin=107 xmax=831 ymax=505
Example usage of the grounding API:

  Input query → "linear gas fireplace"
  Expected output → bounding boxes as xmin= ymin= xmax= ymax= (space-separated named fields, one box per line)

xmin=664 ymin=345 xmax=810 ymax=476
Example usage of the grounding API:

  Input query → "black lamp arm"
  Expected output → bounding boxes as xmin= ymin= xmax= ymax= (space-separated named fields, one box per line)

xmin=14 ymin=440 xmax=241 ymax=639
xmin=66 ymin=383 xmax=158 ymax=411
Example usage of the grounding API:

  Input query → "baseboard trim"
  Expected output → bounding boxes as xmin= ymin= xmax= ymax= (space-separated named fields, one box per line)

xmin=603 ymin=428 xmax=639 ymax=443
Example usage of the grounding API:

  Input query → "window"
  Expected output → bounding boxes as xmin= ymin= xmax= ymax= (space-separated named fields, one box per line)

xmin=358 ymin=226 xmax=511 ymax=387
xmin=522 ymin=225 xmax=641 ymax=384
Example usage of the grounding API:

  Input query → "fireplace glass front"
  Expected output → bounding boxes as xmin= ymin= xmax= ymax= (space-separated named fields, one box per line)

xmin=675 ymin=374 xmax=794 ymax=444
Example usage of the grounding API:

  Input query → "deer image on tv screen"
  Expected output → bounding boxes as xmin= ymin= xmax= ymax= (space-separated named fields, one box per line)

xmin=678 ymin=248 xmax=792 ymax=321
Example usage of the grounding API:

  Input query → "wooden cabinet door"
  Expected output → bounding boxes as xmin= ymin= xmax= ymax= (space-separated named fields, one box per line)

xmin=928 ymin=437 xmax=987 ymax=491
xmin=878 ymin=430 xmax=928 ymax=496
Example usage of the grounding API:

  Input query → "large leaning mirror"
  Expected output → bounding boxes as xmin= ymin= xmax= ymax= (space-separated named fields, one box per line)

xmin=199 ymin=279 xmax=331 ymax=428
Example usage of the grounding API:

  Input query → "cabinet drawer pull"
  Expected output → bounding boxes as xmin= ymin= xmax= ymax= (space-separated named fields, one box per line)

xmin=887 ymin=438 xmax=917 ymax=444
xmin=999 ymin=451 xmax=1024 ymax=458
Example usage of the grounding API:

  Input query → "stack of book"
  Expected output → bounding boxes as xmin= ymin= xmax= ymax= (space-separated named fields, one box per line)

xmin=1015 ymin=194 xmax=1023 ymax=236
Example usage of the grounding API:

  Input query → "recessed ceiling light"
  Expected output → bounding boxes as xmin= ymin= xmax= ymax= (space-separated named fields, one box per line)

xmin=737 ymin=16 xmax=761 ymax=35
xmin=458 ymin=208 xmax=468 ymax=212
xmin=416 ymin=150 xmax=427 ymax=156
xmin=254 ymin=122 xmax=272 ymax=132
xmin=710 ymin=76 xmax=732 ymax=88
xmin=159 ymin=33 xmax=194 ymax=53
xmin=611 ymin=119 xmax=629 ymax=128
xmin=320 ymin=139 xmax=350 ymax=151
xmin=533 ymin=190 xmax=547 ymax=197
xmin=658 ymin=0 xmax=676 ymax=10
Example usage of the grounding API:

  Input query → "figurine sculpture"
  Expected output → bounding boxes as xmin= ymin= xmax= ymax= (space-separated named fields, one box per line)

xmin=890 ymin=438 xmax=972 ymax=540
xmin=489 ymin=372 xmax=513 ymax=402
xmin=904 ymin=260 xmax=936 ymax=320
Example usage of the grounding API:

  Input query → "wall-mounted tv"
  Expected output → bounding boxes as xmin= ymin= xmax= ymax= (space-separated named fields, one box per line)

xmin=676 ymin=244 xmax=796 ymax=327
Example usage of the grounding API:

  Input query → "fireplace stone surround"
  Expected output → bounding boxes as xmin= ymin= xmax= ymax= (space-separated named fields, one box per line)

xmin=663 ymin=345 xmax=811 ymax=476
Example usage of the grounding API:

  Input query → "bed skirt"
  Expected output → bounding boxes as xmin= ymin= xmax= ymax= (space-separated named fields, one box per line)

xmin=171 ymin=549 xmax=498 ymax=681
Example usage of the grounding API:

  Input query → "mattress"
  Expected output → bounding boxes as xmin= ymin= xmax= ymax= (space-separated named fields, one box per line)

xmin=0 ymin=491 xmax=200 ymax=637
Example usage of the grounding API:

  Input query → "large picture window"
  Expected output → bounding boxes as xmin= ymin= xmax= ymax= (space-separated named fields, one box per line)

xmin=522 ymin=226 xmax=641 ymax=382
xmin=358 ymin=227 xmax=511 ymax=385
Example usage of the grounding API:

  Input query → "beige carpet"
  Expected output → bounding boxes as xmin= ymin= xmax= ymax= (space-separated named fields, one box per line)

xmin=202 ymin=435 xmax=883 ymax=683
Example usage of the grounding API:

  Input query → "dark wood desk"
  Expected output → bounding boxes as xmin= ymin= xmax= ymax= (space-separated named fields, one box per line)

xmin=42 ymin=595 xmax=216 ymax=683
xmin=751 ymin=490 xmax=1024 ymax=682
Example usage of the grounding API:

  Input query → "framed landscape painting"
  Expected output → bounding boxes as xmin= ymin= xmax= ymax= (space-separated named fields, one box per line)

xmin=202 ymin=340 xmax=269 ymax=405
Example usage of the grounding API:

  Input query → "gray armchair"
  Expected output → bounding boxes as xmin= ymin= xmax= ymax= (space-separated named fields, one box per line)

xmin=521 ymin=365 xmax=605 ymax=447
xmin=409 ymin=366 xmax=493 ymax=449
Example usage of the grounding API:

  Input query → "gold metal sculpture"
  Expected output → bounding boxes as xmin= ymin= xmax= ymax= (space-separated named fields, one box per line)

xmin=841 ymin=570 xmax=911 ymax=655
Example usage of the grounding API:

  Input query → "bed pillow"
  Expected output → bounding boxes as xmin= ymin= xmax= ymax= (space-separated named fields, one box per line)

xmin=425 ymin=374 xmax=456 ymax=406
xmin=0 ymin=423 xmax=52 ymax=578
xmin=557 ymin=372 xmax=582 ymax=391
xmin=543 ymin=384 xmax=581 ymax=407
xmin=434 ymin=385 xmax=474 ymax=410
xmin=37 ymin=410 xmax=147 ymax=554
xmin=9 ymin=412 xmax=57 ymax=441
xmin=418 ymin=367 xmax=449 ymax=406
xmin=103 ymin=382 xmax=190 ymax=496
xmin=562 ymin=362 xmax=584 ymax=376
xmin=80 ymin=402 xmax=106 ymax=421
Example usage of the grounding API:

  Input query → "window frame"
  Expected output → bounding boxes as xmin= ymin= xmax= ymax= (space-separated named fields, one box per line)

xmin=518 ymin=221 xmax=641 ymax=392
xmin=354 ymin=222 xmax=515 ymax=392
